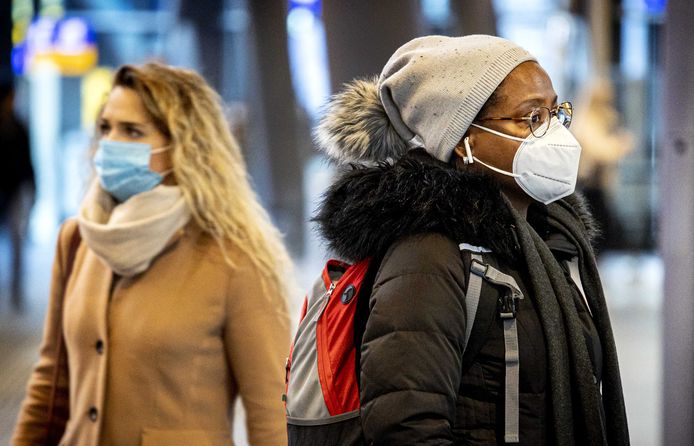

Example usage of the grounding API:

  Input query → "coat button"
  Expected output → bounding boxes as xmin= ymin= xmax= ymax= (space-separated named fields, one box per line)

xmin=95 ymin=339 xmax=104 ymax=354
xmin=88 ymin=406 xmax=98 ymax=422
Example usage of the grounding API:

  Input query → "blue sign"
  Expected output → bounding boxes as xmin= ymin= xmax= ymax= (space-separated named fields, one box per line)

xmin=288 ymin=0 xmax=321 ymax=17
xmin=644 ymin=0 xmax=667 ymax=14
xmin=52 ymin=17 xmax=97 ymax=54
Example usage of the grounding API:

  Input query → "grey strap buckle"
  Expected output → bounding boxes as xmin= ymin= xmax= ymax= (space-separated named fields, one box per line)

xmin=470 ymin=258 xmax=488 ymax=277
xmin=470 ymin=259 xmax=523 ymax=319
xmin=499 ymin=293 xmax=519 ymax=320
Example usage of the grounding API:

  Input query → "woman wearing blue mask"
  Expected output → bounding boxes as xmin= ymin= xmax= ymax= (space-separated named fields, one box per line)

xmin=308 ymin=35 xmax=629 ymax=445
xmin=13 ymin=63 xmax=293 ymax=445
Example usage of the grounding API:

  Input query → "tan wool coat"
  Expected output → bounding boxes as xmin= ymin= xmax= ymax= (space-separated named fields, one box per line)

xmin=12 ymin=219 xmax=291 ymax=445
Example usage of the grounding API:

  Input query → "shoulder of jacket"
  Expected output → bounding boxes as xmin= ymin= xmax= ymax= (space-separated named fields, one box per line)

xmin=378 ymin=233 xmax=464 ymax=278
xmin=58 ymin=217 xmax=79 ymax=241
xmin=185 ymin=230 xmax=264 ymax=279
xmin=386 ymin=232 xmax=460 ymax=256
xmin=56 ymin=218 xmax=81 ymax=258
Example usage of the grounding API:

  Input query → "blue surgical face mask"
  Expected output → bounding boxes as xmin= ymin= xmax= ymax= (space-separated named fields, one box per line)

xmin=94 ymin=139 xmax=172 ymax=202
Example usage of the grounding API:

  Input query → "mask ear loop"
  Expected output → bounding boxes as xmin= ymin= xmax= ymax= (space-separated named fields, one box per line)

xmin=463 ymin=137 xmax=521 ymax=178
xmin=150 ymin=145 xmax=171 ymax=155
xmin=150 ymin=145 xmax=174 ymax=178
xmin=159 ymin=168 xmax=174 ymax=178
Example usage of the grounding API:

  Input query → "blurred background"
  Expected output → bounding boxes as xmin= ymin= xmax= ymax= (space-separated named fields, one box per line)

xmin=0 ymin=0 xmax=690 ymax=445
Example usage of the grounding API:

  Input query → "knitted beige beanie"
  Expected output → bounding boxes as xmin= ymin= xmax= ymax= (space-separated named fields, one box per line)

xmin=314 ymin=34 xmax=536 ymax=163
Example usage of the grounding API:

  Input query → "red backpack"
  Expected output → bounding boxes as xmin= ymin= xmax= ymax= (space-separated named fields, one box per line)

xmin=284 ymin=258 xmax=373 ymax=445
xmin=284 ymin=248 xmax=524 ymax=445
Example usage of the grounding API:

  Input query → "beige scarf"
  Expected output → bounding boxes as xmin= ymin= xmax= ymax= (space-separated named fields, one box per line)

xmin=77 ymin=181 xmax=191 ymax=277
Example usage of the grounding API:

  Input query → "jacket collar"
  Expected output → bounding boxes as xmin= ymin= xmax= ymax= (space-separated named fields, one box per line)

xmin=314 ymin=149 xmax=597 ymax=264
xmin=314 ymin=149 xmax=519 ymax=263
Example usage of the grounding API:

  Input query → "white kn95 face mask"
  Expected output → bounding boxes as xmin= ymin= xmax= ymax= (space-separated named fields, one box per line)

xmin=462 ymin=117 xmax=582 ymax=205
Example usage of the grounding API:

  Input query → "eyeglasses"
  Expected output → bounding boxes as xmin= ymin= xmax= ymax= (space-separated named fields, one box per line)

xmin=475 ymin=101 xmax=573 ymax=138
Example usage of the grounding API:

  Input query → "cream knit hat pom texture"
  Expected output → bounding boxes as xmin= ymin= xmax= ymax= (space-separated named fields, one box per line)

xmin=314 ymin=34 xmax=536 ymax=164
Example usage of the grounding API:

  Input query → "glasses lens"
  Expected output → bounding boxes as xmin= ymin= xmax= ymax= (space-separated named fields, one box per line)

xmin=557 ymin=102 xmax=573 ymax=128
xmin=530 ymin=107 xmax=551 ymax=137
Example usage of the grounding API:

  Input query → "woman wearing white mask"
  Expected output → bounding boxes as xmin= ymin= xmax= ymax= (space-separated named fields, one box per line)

xmin=13 ymin=63 xmax=293 ymax=445
xmin=310 ymin=35 xmax=629 ymax=445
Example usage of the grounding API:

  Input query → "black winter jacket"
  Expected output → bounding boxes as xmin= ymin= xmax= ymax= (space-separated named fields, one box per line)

xmin=314 ymin=149 xmax=629 ymax=445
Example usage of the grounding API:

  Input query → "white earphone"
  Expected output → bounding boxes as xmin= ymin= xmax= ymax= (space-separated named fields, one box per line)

xmin=463 ymin=137 xmax=475 ymax=165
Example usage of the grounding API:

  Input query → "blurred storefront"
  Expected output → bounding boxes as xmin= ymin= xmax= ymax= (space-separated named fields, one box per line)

xmin=0 ymin=2 xmax=670 ymax=443
xmin=4 ymin=0 xmax=663 ymax=254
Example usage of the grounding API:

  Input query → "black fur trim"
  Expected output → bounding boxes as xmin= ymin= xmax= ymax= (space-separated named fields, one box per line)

xmin=314 ymin=149 xmax=520 ymax=263
xmin=559 ymin=193 xmax=602 ymax=246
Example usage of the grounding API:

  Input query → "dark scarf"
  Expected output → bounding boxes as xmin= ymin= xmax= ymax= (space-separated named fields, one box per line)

xmin=314 ymin=149 xmax=629 ymax=445
xmin=512 ymin=201 xmax=629 ymax=445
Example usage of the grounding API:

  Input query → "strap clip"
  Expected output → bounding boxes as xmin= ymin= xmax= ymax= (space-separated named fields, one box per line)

xmin=499 ymin=292 xmax=519 ymax=319
xmin=470 ymin=258 xmax=488 ymax=277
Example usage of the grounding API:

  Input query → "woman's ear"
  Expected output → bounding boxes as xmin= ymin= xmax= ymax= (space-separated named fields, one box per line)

xmin=454 ymin=136 xmax=475 ymax=165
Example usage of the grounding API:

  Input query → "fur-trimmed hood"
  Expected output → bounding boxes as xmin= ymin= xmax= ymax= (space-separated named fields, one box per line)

xmin=314 ymin=149 xmax=598 ymax=263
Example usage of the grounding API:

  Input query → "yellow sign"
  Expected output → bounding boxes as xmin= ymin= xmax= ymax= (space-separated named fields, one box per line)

xmin=81 ymin=67 xmax=113 ymax=129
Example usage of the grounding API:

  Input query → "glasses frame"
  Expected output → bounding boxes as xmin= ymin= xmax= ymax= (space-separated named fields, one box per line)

xmin=475 ymin=101 xmax=573 ymax=138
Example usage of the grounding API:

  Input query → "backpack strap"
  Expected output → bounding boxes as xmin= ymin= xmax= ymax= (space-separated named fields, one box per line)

xmin=462 ymin=253 xmax=484 ymax=351
xmin=482 ymin=264 xmax=523 ymax=444
xmin=459 ymin=245 xmax=524 ymax=444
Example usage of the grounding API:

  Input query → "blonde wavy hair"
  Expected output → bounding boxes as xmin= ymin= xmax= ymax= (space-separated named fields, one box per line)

xmin=106 ymin=62 xmax=293 ymax=295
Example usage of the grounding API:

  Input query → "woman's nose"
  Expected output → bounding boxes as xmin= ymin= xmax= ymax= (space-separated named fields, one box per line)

xmin=101 ymin=132 xmax=123 ymax=142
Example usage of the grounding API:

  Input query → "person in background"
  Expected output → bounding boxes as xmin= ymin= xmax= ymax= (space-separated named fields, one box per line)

xmin=313 ymin=35 xmax=629 ymax=444
xmin=12 ymin=63 xmax=293 ymax=446
xmin=571 ymin=78 xmax=634 ymax=254
xmin=0 ymin=82 xmax=35 ymax=311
